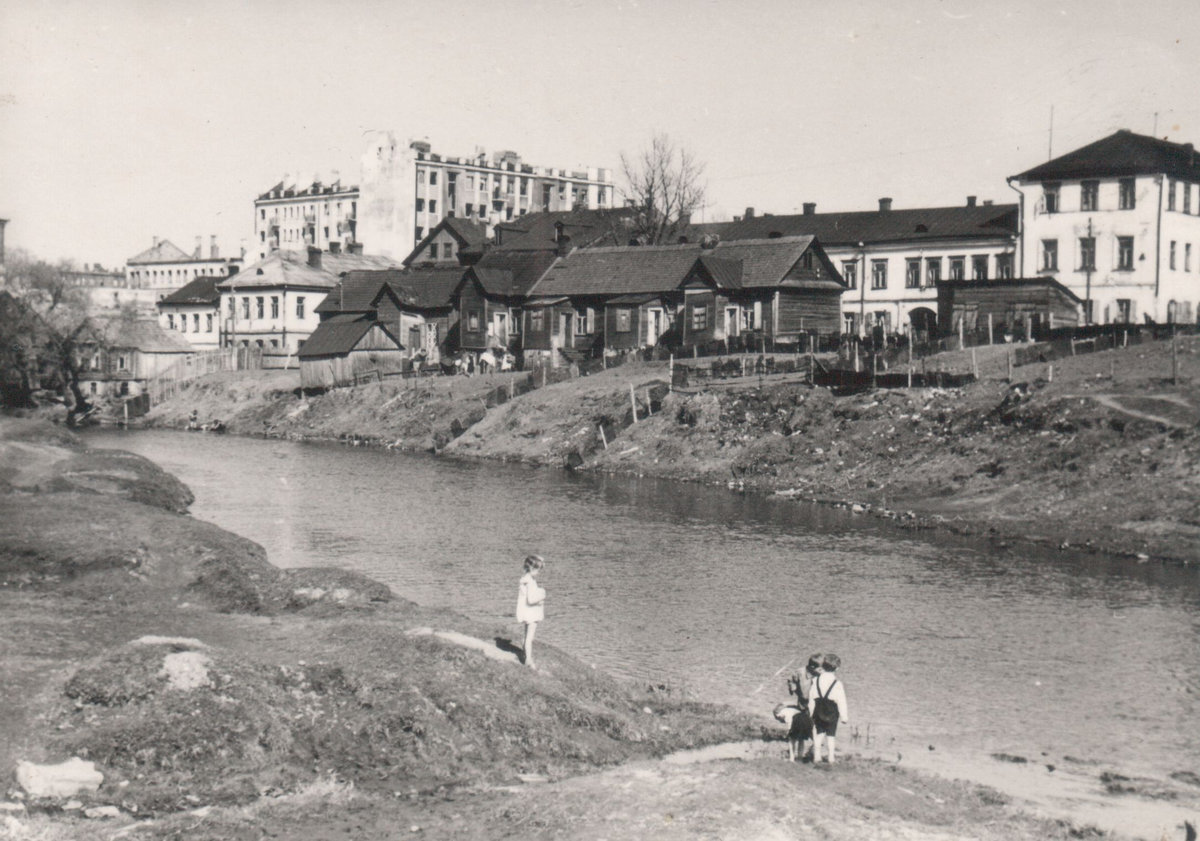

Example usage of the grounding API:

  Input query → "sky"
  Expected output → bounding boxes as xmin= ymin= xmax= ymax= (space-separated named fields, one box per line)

xmin=3 ymin=0 xmax=1200 ymax=269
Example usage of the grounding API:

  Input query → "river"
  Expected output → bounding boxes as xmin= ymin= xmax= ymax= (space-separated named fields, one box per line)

xmin=88 ymin=429 xmax=1200 ymax=804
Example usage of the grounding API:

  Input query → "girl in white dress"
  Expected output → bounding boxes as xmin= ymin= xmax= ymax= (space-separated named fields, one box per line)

xmin=516 ymin=555 xmax=546 ymax=668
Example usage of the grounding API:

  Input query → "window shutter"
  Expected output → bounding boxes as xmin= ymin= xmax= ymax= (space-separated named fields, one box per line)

xmin=1103 ymin=303 xmax=1111 ymax=324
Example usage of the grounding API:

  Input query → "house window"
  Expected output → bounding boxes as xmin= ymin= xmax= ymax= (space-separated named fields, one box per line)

xmin=296 ymin=296 xmax=306 ymax=319
xmin=241 ymin=297 xmax=250 ymax=319
xmin=193 ymin=314 xmax=200 ymax=332
xmin=972 ymin=255 xmax=988 ymax=280
xmin=465 ymin=175 xmax=473 ymax=189
xmin=1117 ymin=236 xmax=1134 ymax=270
xmin=1185 ymin=184 xmax=1192 ymax=214
xmin=429 ymin=243 xmax=439 ymax=260
xmin=180 ymin=316 xmax=187 ymax=333
xmin=905 ymin=259 xmax=920 ymax=289
xmin=1168 ymin=180 xmax=1177 ymax=211
xmin=465 ymin=202 xmax=473 ymax=217
xmin=256 ymin=297 xmax=264 ymax=319
xmin=925 ymin=258 xmax=941 ymax=285
xmin=417 ymin=170 xmax=425 ymax=184
xmin=841 ymin=260 xmax=857 ymax=289
xmin=801 ymin=251 xmax=814 ymax=269
xmin=575 ymin=312 xmax=588 ymax=334
xmin=1119 ymin=178 xmax=1136 ymax=209
xmin=1187 ymin=243 xmax=1192 ymax=271
xmin=468 ymin=311 xmax=480 ymax=331
xmin=429 ymin=199 xmax=437 ymax=214
xmin=615 ymin=308 xmax=632 ymax=332
xmin=871 ymin=260 xmax=887 ymax=289
xmin=996 ymin=254 xmax=1013 ymax=279
xmin=1043 ymin=182 xmax=1060 ymax=213
xmin=1116 ymin=299 xmax=1132 ymax=323
xmin=1170 ymin=240 xmax=1177 ymax=270
xmin=1079 ymin=237 xmax=1096 ymax=270
xmin=690 ymin=303 xmax=707 ymax=331
xmin=117 ymin=355 xmax=128 ymax=371
xmin=228 ymin=297 xmax=235 ymax=317
xmin=167 ymin=314 xmax=175 ymax=329
xmin=1081 ymin=180 xmax=1099 ymax=211
xmin=529 ymin=310 xmax=544 ymax=332
xmin=949 ymin=257 xmax=965 ymax=281
xmin=206 ymin=314 xmax=213 ymax=332
xmin=271 ymin=296 xmax=279 ymax=318
xmin=415 ymin=226 xmax=423 ymax=240
xmin=416 ymin=198 xmax=425 ymax=212
xmin=429 ymin=170 xmax=437 ymax=185
xmin=1082 ymin=300 xmax=1094 ymax=324
xmin=1041 ymin=239 xmax=1058 ymax=271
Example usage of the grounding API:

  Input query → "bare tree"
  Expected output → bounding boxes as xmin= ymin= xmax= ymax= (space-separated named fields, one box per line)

xmin=2 ymin=250 xmax=98 ymax=421
xmin=619 ymin=133 xmax=707 ymax=245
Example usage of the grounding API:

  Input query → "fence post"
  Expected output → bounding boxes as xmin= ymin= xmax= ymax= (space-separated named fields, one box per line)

xmin=629 ymin=383 xmax=638 ymax=423
xmin=987 ymin=314 xmax=994 ymax=345
xmin=669 ymin=354 xmax=674 ymax=392
xmin=599 ymin=425 xmax=608 ymax=449
xmin=1172 ymin=332 xmax=1179 ymax=385
xmin=1048 ymin=363 xmax=1054 ymax=383
xmin=971 ymin=347 xmax=978 ymax=379
xmin=958 ymin=316 xmax=964 ymax=349
xmin=1006 ymin=351 xmax=1012 ymax=382
xmin=1070 ymin=339 xmax=1076 ymax=356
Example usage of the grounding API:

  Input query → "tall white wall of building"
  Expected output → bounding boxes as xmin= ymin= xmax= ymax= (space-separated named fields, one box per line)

xmin=358 ymin=131 xmax=417 ymax=261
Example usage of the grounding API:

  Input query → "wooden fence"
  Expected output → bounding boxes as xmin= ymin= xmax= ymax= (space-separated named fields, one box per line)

xmin=143 ymin=348 xmax=242 ymax=407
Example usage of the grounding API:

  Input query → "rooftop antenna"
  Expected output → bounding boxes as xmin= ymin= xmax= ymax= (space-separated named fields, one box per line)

xmin=1048 ymin=105 xmax=1054 ymax=160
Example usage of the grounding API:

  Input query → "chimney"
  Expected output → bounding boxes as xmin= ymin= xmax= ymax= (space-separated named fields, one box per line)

xmin=210 ymin=235 xmax=219 ymax=259
xmin=348 ymin=242 xmax=363 ymax=255
xmin=194 ymin=236 xmax=202 ymax=258
xmin=307 ymin=246 xmax=322 ymax=270
xmin=744 ymin=206 xmax=756 ymax=219
xmin=152 ymin=235 xmax=160 ymax=248
xmin=966 ymin=196 xmax=977 ymax=207
xmin=878 ymin=197 xmax=893 ymax=212
xmin=554 ymin=220 xmax=565 ymax=244
xmin=803 ymin=202 xmax=817 ymax=216
xmin=328 ymin=241 xmax=342 ymax=254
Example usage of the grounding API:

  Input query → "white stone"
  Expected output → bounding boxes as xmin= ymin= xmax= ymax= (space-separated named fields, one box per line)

xmin=159 ymin=651 xmax=213 ymax=691
xmin=16 ymin=758 xmax=103 ymax=798
xmin=84 ymin=805 xmax=121 ymax=819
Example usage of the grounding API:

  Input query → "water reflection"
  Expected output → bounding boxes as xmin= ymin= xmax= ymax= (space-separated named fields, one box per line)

xmin=86 ymin=429 xmax=1200 ymax=781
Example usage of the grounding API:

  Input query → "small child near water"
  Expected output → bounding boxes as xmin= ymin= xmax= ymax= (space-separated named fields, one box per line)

xmin=808 ymin=653 xmax=849 ymax=764
xmin=516 ymin=555 xmax=546 ymax=668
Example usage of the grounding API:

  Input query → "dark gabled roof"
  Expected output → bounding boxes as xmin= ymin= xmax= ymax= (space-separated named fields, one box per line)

xmin=314 ymin=272 xmax=390 ymax=313
xmin=402 ymin=216 xmax=489 ymax=266
xmin=687 ymin=204 xmax=1016 ymax=247
xmin=218 ymin=250 xmax=400 ymax=291
xmin=390 ymin=266 xmax=464 ymax=309
xmin=1014 ymin=130 xmax=1200 ymax=182
xmin=491 ymin=207 xmax=638 ymax=252
xmin=464 ymin=249 xmax=558 ymax=297
xmin=297 ymin=314 xmax=401 ymax=358
xmin=159 ymin=276 xmax=222 ymax=306
xmin=528 ymin=236 xmax=834 ymax=298
xmin=318 ymin=266 xmax=465 ymax=314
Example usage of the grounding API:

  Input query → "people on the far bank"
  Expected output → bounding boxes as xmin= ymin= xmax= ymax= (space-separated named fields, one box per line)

xmin=808 ymin=653 xmax=849 ymax=764
xmin=515 ymin=554 xmax=546 ymax=668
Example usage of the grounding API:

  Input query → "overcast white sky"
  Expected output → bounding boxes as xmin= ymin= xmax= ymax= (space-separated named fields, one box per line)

xmin=3 ymin=0 xmax=1200 ymax=268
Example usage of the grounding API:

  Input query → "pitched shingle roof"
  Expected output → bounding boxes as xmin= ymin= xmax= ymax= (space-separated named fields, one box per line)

xmin=687 ymin=204 xmax=1016 ymax=247
xmin=1015 ymin=129 xmax=1200 ymax=182
xmin=96 ymin=317 xmax=195 ymax=353
xmin=402 ymin=217 xmax=489 ymax=266
xmin=318 ymin=266 xmax=464 ymax=314
xmin=529 ymin=236 xmax=835 ymax=297
xmin=218 ymin=250 xmax=400 ymax=291
xmin=298 ymin=314 xmax=401 ymax=358
xmin=491 ymin=208 xmax=638 ymax=252
xmin=466 ymin=250 xmax=559 ymax=296
xmin=159 ymin=276 xmax=222 ymax=306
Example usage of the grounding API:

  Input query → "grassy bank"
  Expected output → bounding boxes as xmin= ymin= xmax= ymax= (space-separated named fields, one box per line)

xmin=0 ymin=418 xmax=1136 ymax=840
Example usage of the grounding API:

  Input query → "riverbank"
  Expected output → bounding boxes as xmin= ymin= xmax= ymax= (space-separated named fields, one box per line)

xmin=0 ymin=418 xmax=1159 ymax=840
xmin=144 ymin=336 xmax=1200 ymax=564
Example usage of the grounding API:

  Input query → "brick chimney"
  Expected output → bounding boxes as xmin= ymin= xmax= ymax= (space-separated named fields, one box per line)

xmin=744 ymin=206 xmax=756 ymax=219
xmin=966 ymin=196 xmax=977 ymax=207
xmin=328 ymin=241 xmax=342 ymax=254
xmin=152 ymin=235 xmax=160 ymax=248
xmin=307 ymin=246 xmax=322 ymax=270
xmin=194 ymin=236 xmax=202 ymax=258
xmin=803 ymin=202 xmax=817 ymax=215
xmin=348 ymin=242 xmax=363 ymax=255
xmin=210 ymin=235 xmax=219 ymax=259
xmin=878 ymin=197 xmax=893 ymax=212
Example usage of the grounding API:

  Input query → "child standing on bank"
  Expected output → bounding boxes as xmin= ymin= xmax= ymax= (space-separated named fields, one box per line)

xmin=808 ymin=653 xmax=849 ymax=764
xmin=516 ymin=555 xmax=546 ymax=668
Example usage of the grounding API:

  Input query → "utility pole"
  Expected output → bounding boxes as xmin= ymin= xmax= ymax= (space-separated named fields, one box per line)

xmin=1085 ymin=217 xmax=1093 ymax=324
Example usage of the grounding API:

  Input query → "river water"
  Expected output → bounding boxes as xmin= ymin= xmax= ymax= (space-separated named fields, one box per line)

xmin=88 ymin=429 xmax=1200 ymax=793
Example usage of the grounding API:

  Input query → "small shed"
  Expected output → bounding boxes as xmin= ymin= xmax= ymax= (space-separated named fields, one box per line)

xmin=937 ymin=277 xmax=1082 ymax=338
xmin=298 ymin=315 xmax=405 ymax=390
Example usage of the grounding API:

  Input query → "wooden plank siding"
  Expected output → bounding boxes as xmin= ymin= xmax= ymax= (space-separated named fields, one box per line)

xmin=775 ymin=288 xmax=842 ymax=336
xmin=937 ymin=280 xmax=1082 ymax=336
xmin=457 ymin=281 xmax=491 ymax=350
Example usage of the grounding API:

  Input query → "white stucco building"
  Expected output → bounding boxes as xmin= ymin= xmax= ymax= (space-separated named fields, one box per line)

xmin=126 ymin=236 xmax=244 ymax=298
xmin=1010 ymin=129 xmax=1200 ymax=325
xmin=252 ymin=178 xmax=359 ymax=262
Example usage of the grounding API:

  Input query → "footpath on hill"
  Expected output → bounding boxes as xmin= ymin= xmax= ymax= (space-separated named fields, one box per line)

xmin=0 ymin=418 xmax=1137 ymax=841
xmin=145 ymin=336 xmax=1200 ymax=563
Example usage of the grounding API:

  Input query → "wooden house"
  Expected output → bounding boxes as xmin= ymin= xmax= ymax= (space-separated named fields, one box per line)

xmin=317 ymin=267 xmax=462 ymax=363
xmin=298 ymin=314 xmax=405 ymax=390
xmin=78 ymin=316 xmax=196 ymax=399
xmin=525 ymin=236 xmax=846 ymax=361
xmin=455 ymin=250 xmax=559 ymax=358
xmin=936 ymin=277 xmax=1082 ymax=339
xmin=402 ymin=216 xmax=489 ymax=268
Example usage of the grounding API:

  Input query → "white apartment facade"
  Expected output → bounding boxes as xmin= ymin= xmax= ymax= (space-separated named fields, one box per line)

xmin=126 ymin=236 xmax=244 ymax=297
xmin=252 ymin=178 xmax=359 ymax=262
xmin=357 ymin=131 xmax=615 ymax=263
xmin=1011 ymin=129 xmax=1200 ymax=325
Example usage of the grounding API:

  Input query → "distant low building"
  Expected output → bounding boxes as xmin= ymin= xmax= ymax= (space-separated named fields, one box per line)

xmin=77 ymin=317 xmax=195 ymax=399
xmin=125 ymin=236 xmax=244 ymax=298
xmin=298 ymin=315 xmax=406 ymax=391
xmin=66 ymin=262 xmax=157 ymax=313
xmin=936 ymin=277 xmax=1082 ymax=340
xmin=158 ymin=276 xmax=222 ymax=350
xmin=252 ymin=177 xmax=359 ymax=262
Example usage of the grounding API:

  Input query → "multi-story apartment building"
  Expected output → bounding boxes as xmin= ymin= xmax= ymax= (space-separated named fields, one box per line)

xmin=357 ymin=131 xmax=614 ymax=263
xmin=252 ymin=177 xmax=359 ymax=262
xmin=1011 ymin=129 xmax=1200 ymax=325
xmin=125 ymin=236 xmax=244 ymax=297
xmin=695 ymin=198 xmax=1018 ymax=337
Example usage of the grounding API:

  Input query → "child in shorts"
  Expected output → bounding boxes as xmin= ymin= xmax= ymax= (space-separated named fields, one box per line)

xmin=808 ymin=653 xmax=849 ymax=764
